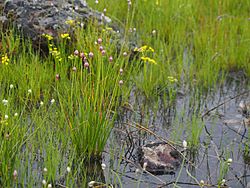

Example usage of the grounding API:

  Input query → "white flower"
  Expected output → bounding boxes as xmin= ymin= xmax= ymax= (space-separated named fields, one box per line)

xmin=10 ymin=84 xmax=14 ymax=89
xmin=227 ymin=158 xmax=233 ymax=164
xmin=200 ymin=180 xmax=204 ymax=185
xmin=40 ymin=101 xmax=44 ymax=106
xmin=95 ymin=0 xmax=99 ymax=4
xmin=183 ymin=140 xmax=187 ymax=149
xmin=119 ymin=80 xmax=123 ymax=85
xmin=48 ymin=184 xmax=52 ymax=188
xmin=119 ymin=68 xmax=123 ymax=75
xmin=51 ymin=99 xmax=55 ymax=104
xmin=42 ymin=179 xmax=46 ymax=185
xmin=101 ymin=163 xmax=106 ymax=170
xmin=28 ymin=89 xmax=32 ymax=94
xmin=135 ymin=168 xmax=140 ymax=176
xmin=221 ymin=179 xmax=226 ymax=185
xmin=66 ymin=166 xmax=71 ymax=173
xmin=5 ymin=115 xmax=8 ymax=119
xmin=88 ymin=181 xmax=95 ymax=187
xmin=2 ymin=99 xmax=8 ymax=106
xmin=13 ymin=170 xmax=18 ymax=177
xmin=14 ymin=113 xmax=18 ymax=117
xmin=152 ymin=30 xmax=156 ymax=35
xmin=143 ymin=162 xmax=147 ymax=170
xmin=43 ymin=167 xmax=48 ymax=173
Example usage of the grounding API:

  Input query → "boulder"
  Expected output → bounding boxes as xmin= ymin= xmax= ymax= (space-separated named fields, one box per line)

xmin=138 ymin=142 xmax=182 ymax=175
xmin=0 ymin=0 xmax=113 ymax=54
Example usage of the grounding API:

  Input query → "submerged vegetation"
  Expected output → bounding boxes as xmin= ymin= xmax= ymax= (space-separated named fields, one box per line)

xmin=0 ymin=0 xmax=249 ymax=187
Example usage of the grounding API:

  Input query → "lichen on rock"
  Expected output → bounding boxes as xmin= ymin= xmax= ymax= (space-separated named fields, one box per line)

xmin=0 ymin=0 xmax=113 ymax=53
xmin=138 ymin=142 xmax=182 ymax=175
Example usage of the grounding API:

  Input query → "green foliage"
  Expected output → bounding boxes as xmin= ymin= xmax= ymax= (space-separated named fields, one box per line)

xmin=0 ymin=0 xmax=249 ymax=186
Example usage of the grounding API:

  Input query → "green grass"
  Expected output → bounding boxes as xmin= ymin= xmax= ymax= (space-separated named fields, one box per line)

xmin=0 ymin=0 xmax=249 ymax=187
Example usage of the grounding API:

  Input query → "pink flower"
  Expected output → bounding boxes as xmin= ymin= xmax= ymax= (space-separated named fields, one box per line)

xmin=74 ymin=50 xmax=79 ymax=56
xmin=97 ymin=38 xmax=102 ymax=44
xmin=84 ymin=62 xmax=89 ymax=68
xmin=80 ymin=52 xmax=85 ymax=58
xmin=89 ymin=52 xmax=94 ymax=58
xmin=109 ymin=56 xmax=113 ymax=62
xmin=101 ymin=50 xmax=106 ymax=55
xmin=56 ymin=74 xmax=60 ymax=80
xmin=13 ymin=170 xmax=17 ymax=180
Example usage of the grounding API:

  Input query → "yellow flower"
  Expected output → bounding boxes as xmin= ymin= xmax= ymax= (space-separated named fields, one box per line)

xmin=1 ymin=54 xmax=9 ymax=65
xmin=60 ymin=33 xmax=71 ymax=40
xmin=68 ymin=54 xmax=75 ymax=60
xmin=65 ymin=19 xmax=75 ymax=26
xmin=141 ymin=56 xmax=157 ymax=64
xmin=106 ymin=27 xmax=113 ymax=31
xmin=148 ymin=47 xmax=154 ymax=52
xmin=42 ymin=33 xmax=53 ymax=41
xmin=134 ymin=45 xmax=154 ymax=53
xmin=168 ymin=76 xmax=178 ymax=83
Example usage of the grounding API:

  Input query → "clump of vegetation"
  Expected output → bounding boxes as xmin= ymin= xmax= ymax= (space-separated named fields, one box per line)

xmin=0 ymin=0 xmax=249 ymax=187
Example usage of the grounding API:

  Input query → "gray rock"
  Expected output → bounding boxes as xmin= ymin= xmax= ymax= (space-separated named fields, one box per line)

xmin=0 ymin=0 xmax=114 ymax=53
xmin=138 ymin=142 xmax=182 ymax=175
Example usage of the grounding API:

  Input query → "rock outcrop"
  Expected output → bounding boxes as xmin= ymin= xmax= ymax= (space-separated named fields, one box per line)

xmin=0 ymin=0 xmax=113 ymax=53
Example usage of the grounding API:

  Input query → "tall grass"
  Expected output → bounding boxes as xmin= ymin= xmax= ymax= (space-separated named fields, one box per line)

xmin=0 ymin=0 xmax=249 ymax=186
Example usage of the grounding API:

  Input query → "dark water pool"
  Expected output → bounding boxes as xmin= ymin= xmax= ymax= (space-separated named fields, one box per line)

xmin=102 ymin=80 xmax=250 ymax=188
